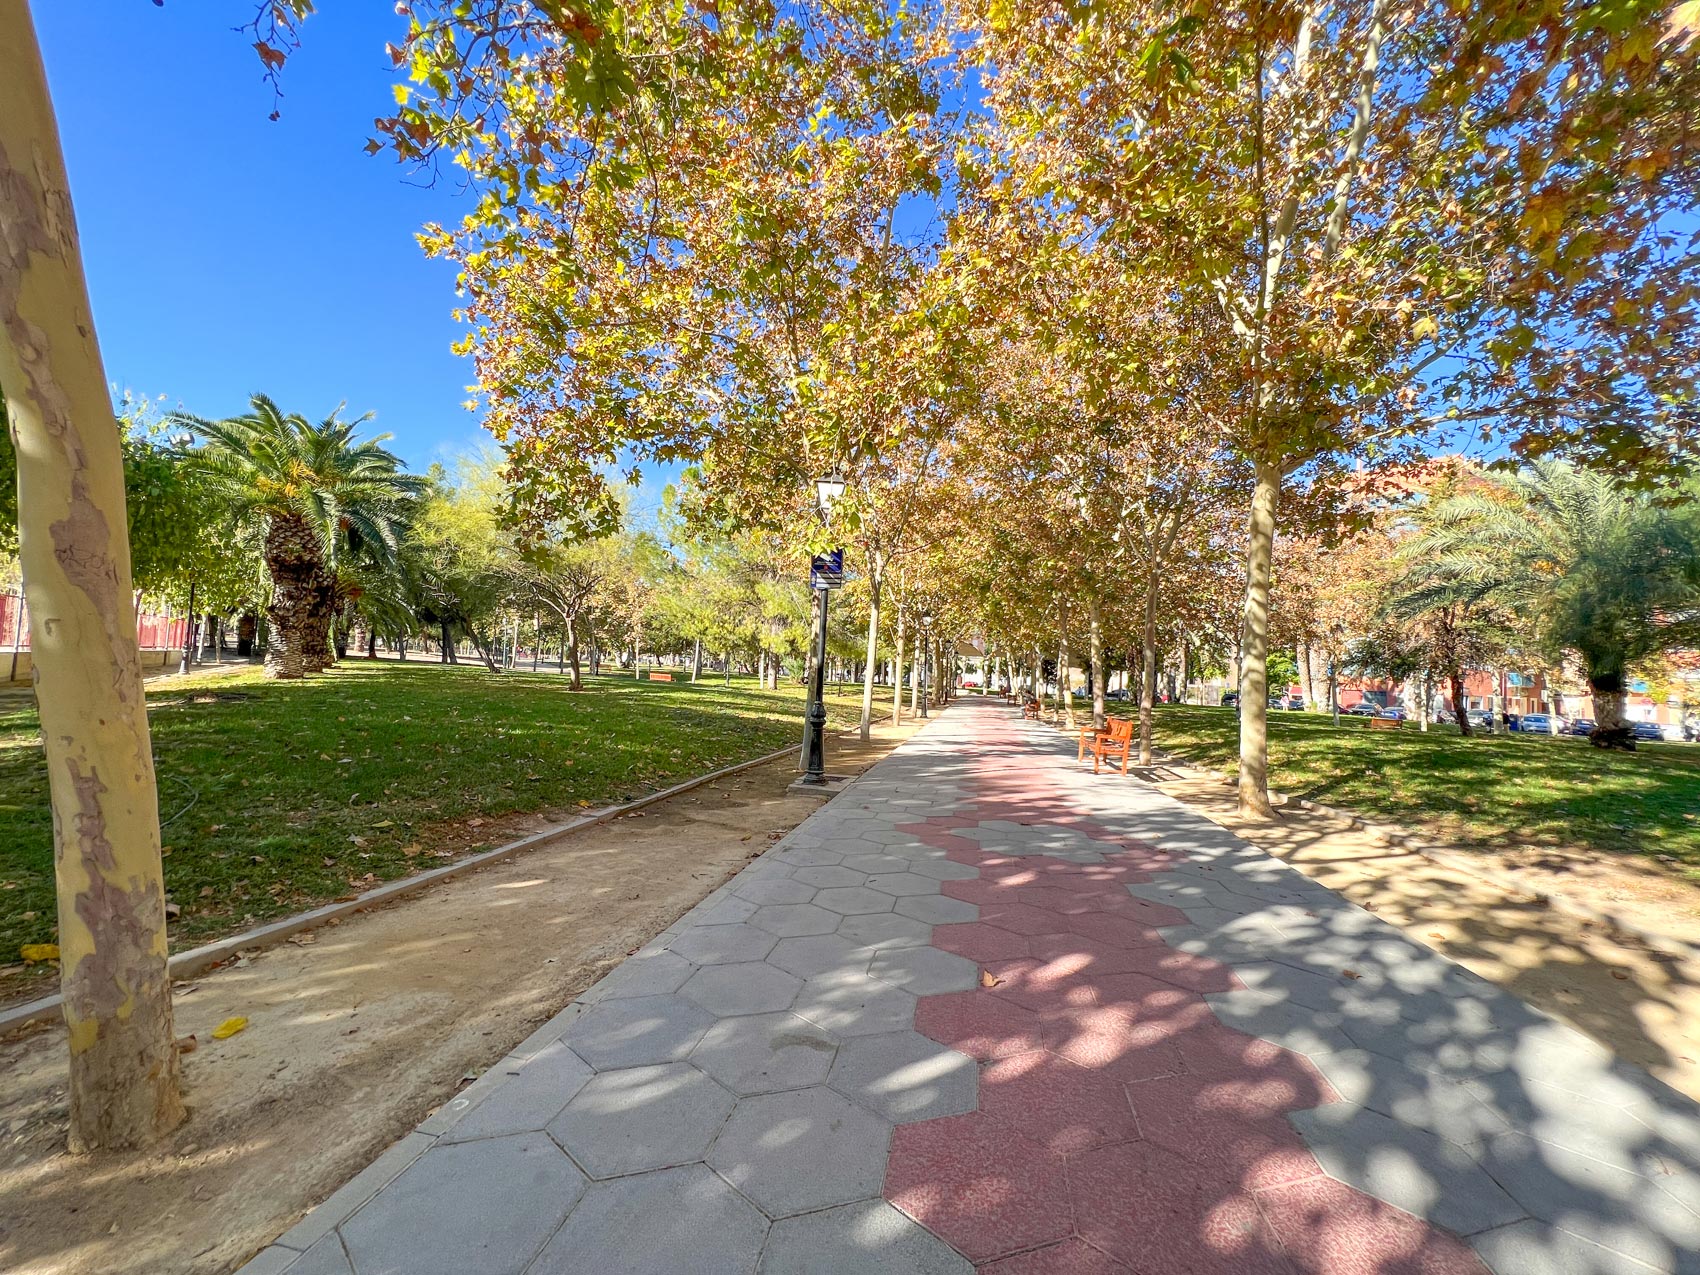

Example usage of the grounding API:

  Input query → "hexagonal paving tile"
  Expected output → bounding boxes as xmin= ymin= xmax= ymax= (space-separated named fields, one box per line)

xmin=750 ymin=903 xmax=843 ymax=938
xmin=828 ymin=1029 xmax=977 ymax=1124
xmin=865 ymin=872 xmax=945 ymax=897
xmin=791 ymin=865 xmax=867 ymax=889
xmin=708 ymin=1086 xmax=891 ymax=1219
xmin=679 ymin=962 xmax=803 ymax=1017
xmin=869 ymin=946 xmax=981 ymax=996
xmin=689 ymin=1011 xmax=839 ymax=1095
xmin=842 ymin=854 xmax=915 ymax=875
xmin=792 ymin=971 xmax=918 ymax=1037
xmin=340 ymin=1133 xmax=586 ymax=1275
xmin=977 ymin=1049 xmax=1139 ymax=1154
xmin=667 ymin=923 xmax=781 ymax=966
xmin=546 ymin=1061 xmax=734 ymax=1179
xmin=895 ymin=895 xmax=978 ymax=924
xmin=583 ymin=949 xmax=697 ymax=1002
xmin=836 ymin=912 xmax=935 ymax=950
xmin=766 ymin=934 xmax=876 ymax=980
xmin=732 ymin=879 xmax=818 ymax=906
xmin=886 ymin=1111 xmax=1070 ymax=1264
xmin=440 ymin=1042 xmax=595 ymax=1144
xmin=527 ymin=1164 xmax=768 ymax=1275
xmin=813 ymin=886 xmax=898 ymax=916
xmin=759 ymin=1199 xmax=972 ymax=1274
xmin=563 ymin=994 xmax=716 ymax=1070
xmin=908 ymin=858 xmax=981 ymax=882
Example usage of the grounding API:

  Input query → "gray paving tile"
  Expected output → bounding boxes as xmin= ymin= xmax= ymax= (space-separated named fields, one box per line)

xmin=907 ymin=858 xmax=980 ymax=882
xmin=668 ymin=923 xmax=781 ymax=966
xmin=772 ymin=846 xmax=846 ymax=868
xmin=767 ymin=935 xmax=876 ymax=980
xmin=340 ymin=1133 xmax=584 ymax=1275
xmin=582 ymin=949 xmax=697 ymax=1002
xmin=1290 ymin=1104 xmax=1525 ymax=1236
xmin=439 ymin=1042 xmax=595 ymax=1144
xmin=792 ymin=971 xmax=918 ymax=1037
xmin=680 ymin=961 xmax=804 ymax=1017
xmin=1306 ymin=1048 xmax=1509 ymax=1154
xmin=865 ymin=872 xmax=944 ymax=897
xmin=708 ymin=1087 xmax=891 ymax=1218
xmin=835 ymin=912 xmax=935 ymax=950
xmin=813 ymin=886 xmax=898 ymax=915
xmin=285 ymin=1235 xmax=354 ymax=1275
xmin=828 ymin=1030 xmax=977 ymax=1124
xmin=546 ymin=1061 xmax=734 ymax=1178
xmin=894 ymin=894 xmax=978 ymax=924
xmin=275 ymin=1133 xmax=434 ymax=1253
xmin=693 ymin=897 xmax=763 ymax=926
xmin=733 ymin=879 xmax=818 ymax=905
xmin=868 ymin=946 xmax=980 ymax=996
xmin=1475 ymin=1131 xmax=1700 ymax=1269
xmin=690 ymin=1011 xmax=840 ymax=1094
xmin=528 ymin=1164 xmax=767 ymax=1275
xmin=240 ymin=1248 xmax=301 ymax=1275
xmin=1203 ymin=988 xmax=1355 ymax=1058
xmin=1470 ymin=1219 xmax=1666 ymax=1275
xmin=758 ymin=1198 xmax=974 ymax=1274
xmin=842 ymin=854 xmax=914 ymax=875
xmin=792 ymin=866 xmax=866 ymax=889
xmin=751 ymin=903 xmax=844 ymax=938
xmin=563 ymin=994 xmax=716 ymax=1070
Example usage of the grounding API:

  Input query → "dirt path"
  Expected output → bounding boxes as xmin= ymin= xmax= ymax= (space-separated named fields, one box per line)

xmin=1149 ymin=764 xmax=1700 ymax=1102
xmin=0 ymin=720 xmax=919 ymax=1275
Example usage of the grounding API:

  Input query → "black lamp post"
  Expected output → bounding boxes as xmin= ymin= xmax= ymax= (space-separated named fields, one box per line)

xmin=800 ymin=473 xmax=847 ymax=785
xmin=919 ymin=612 xmax=933 ymax=718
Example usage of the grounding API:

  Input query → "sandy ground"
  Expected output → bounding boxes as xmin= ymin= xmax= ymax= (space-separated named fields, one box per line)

xmin=1148 ymin=764 xmax=1700 ymax=1102
xmin=0 ymin=719 xmax=920 ymax=1275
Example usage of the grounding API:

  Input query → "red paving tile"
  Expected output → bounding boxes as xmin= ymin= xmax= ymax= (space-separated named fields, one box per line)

xmin=978 ymin=1238 xmax=1130 ymax=1273
xmin=979 ymin=1050 xmax=1141 ymax=1154
xmin=886 ymin=1111 xmax=1073 ymax=1262
xmin=915 ymin=991 xmax=1048 ymax=1060
xmin=932 ymin=922 xmax=1035 ymax=963
xmin=1256 ymin=1177 xmax=1493 ymax=1274
xmin=880 ymin=716 xmax=1482 ymax=1275
xmin=1069 ymin=1141 xmax=1296 ymax=1275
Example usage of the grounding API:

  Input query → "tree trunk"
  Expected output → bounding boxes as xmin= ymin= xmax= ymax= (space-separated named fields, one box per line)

xmin=860 ymin=570 xmax=881 ymax=742
xmin=1237 ymin=457 xmax=1281 ymax=818
xmin=1088 ymin=594 xmax=1106 ymax=729
xmin=566 ymin=614 xmax=583 ymax=691
xmin=1139 ymin=575 xmax=1159 ymax=765
xmin=261 ymin=513 xmax=322 ymax=680
xmin=1588 ymin=672 xmax=1633 ymax=749
xmin=1058 ymin=635 xmax=1075 ymax=729
xmin=892 ymin=611 xmax=906 ymax=724
xmin=1450 ymin=667 xmax=1471 ymax=737
xmin=367 ymin=628 xmax=377 ymax=660
xmin=0 ymin=6 xmax=184 ymax=1150
xmin=909 ymin=631 xmax=920 ymax=715
xmin=469 ymin=627 xmax=501 ymax=673
xmin=691 ymin=637 xmax=702 ymax=682
xmin=1296 ymin=640 xmax=1314 ymax=711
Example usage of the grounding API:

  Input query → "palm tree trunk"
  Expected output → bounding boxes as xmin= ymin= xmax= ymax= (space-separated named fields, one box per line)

xmin=1589 ymin=672 xmax=1632 ymax=749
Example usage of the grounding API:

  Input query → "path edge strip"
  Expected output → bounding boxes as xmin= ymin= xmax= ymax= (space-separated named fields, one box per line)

xmin=1 ymin=735 xmax=843 ymax=1034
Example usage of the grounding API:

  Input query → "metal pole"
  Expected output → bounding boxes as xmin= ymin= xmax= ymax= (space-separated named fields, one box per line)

xmin=800 ymin=586 xmax=831 ymax=783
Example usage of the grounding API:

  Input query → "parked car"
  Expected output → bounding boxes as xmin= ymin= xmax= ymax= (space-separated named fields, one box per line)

xmin=1466 ymin=710 xmax=1495 ymax=731
xmin=1345 ymin=702 xmax=1382 ymax=716
xmin=1566 ymin=718 xmax=1596 ymax=736
xmin=1285 ymin=696 xmax=1305 ymax=711
xmin=1378 ymin=707 xmax=1408 ymax=721
xmin=1106 ymin=688 xmax=1130 ymax=701
xmin=1516 ymin=713 xmax=1559 ymax=735
xmin=1221 ymin=692 xmax=1240 ymax=707
xmin=1632 ymin=721 xmax=1665 ymax=742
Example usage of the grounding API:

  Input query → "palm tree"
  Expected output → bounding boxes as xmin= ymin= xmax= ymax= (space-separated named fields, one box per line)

xmin=1396 ymin=462 xmax=1698 ymax=748
xmin=178 ymin=395 xmax=424 ymax=678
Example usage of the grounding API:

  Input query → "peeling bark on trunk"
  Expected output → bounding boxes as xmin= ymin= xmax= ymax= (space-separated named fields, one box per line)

xmin=1059 ymin=635 xmax=1075 ymax=730
xmin=1296 ymin=641 xmax=1314 ymax=712
xmin=1088 ymin=595 xmax=1106 ymax=729
xmin=1237 ymin=458 xmax=1281 ymax=818
xmin=1589 ymin=674 xmax=1633 ymax=750
xmin=0 ymin=6 xmax=184 ymax=1151
xmin=860 ymin=568 xmax=881 ymax=742
xmin=567 ymin=614 xmax=583 ymax=691
xmin=1139 ymin=576 xmax=1159 ymax=766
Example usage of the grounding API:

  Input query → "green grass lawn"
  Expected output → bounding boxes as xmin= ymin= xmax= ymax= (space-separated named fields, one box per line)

xmin=0 ymin=662 xmax=869 ymax=966
xmin=1141 ymin=705 xmax=1700 ymax=875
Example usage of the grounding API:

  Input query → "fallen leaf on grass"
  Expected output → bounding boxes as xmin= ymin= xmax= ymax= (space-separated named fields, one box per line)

xmin=211 ymin=1017 xmax=248 ymax=1040
xmin=401 ymin=844 xmax=423 ymax=858
xmin=370 ymin=820 xmax=394 ymax=830
xmin=979 ymin=969 xmax=1003 ymax=988
xmin=20 ymin=944 xmax=59 ymax=963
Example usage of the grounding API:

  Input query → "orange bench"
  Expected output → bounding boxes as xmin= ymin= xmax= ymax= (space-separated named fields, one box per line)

xmin=649 ymin=671 xmax=674 ymax=682
xmin=1367 ymin=715 xmax=1399 ymax=731
xmin=1021 ymin=698 xmax=1041 ymax=720
xmin=1088 ymin=718 xmax=1135 ymax=774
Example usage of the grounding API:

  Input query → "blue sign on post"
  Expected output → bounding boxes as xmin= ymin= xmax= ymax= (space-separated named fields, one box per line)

xmin=809 ymin=549 xmax=845 ymax=590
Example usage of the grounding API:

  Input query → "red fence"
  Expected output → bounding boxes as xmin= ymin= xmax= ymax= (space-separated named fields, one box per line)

xmin=1 ymin=592 xmax=188 ymax=651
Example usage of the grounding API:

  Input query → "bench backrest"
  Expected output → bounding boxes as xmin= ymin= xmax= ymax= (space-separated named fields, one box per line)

xmin=1105 ymin=718 xmax=1135 ymax=742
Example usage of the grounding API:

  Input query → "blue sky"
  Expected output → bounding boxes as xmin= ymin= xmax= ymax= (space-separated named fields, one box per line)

xmin=36 ymin=4 xmax=491 ymax=474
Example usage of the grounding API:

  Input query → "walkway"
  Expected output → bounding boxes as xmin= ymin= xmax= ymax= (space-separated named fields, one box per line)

xmin=241 ymin=699 xmax=1700 ymax=1275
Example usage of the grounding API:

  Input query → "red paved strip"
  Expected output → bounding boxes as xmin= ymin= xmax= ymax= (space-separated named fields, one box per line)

xmin=883 ymin=712 xmax=1491 ymax=1274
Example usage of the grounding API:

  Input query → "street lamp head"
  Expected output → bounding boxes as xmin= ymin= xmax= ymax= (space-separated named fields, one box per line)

xmin=814 ymin=472 xmax=847 ymax=518
xmin=922 ymin=612 xmax=933 ymax=628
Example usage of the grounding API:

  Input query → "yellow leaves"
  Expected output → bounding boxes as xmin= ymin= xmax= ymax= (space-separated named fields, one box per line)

xmin=20 ymin=944 xmax=58 ymax=963
xmin=212 ymin=1017 xmax=249 ymax=1040
xmin=1411 ymin=315 xmax=1439 ymax=341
